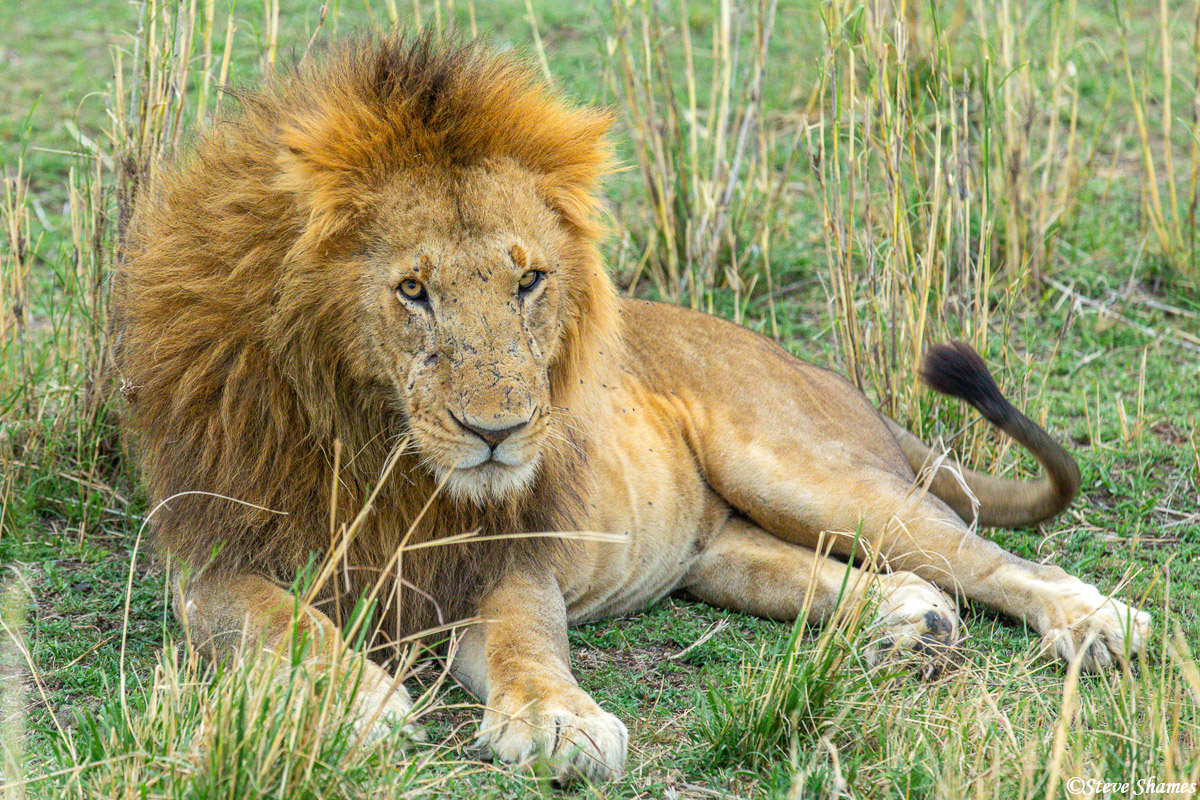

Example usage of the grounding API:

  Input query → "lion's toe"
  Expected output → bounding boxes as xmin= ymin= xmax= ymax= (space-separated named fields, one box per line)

xmin=1038 ymin=586 xmax=1151 ymax=672
xmin=347 ymin=662 xmax=424 ymax=745
xmin=474 ymin=691 xmax=627 ymax=784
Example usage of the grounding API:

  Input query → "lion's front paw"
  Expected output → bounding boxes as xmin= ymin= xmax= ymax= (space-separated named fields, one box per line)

xmin=347 ymin=660 xmax=424 ymax=744
xmin=475 ymin=684 xmax=628 ymax=784
xmin=865 ymin=571 xmax=961 ymax=677
xmin=1037 ymin=582 xmax=1152 ymax=672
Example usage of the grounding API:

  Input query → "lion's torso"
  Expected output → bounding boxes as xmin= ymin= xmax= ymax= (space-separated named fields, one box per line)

xmin=551 ymin=297 xmax=906 ymax=623
xmin=558 ymin=363 xmax=729 ymax=622
xmin=113 ymin=36 xmax=911 ymax=646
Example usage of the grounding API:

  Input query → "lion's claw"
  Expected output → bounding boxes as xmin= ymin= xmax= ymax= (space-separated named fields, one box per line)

xmin=1036 ymin=583 xmax=1151 ymax=672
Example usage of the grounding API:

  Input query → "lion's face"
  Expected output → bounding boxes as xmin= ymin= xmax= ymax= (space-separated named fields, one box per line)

xmin=356 ymin=162 xmax=577 ymax=503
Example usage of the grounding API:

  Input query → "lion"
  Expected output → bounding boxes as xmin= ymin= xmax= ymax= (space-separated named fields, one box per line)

xmin=111 ymin=34 xmax=1151 ymax=783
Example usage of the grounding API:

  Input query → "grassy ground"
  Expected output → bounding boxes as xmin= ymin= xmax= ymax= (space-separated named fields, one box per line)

xmin=1 ymin=0 xmax=1198 ymax=798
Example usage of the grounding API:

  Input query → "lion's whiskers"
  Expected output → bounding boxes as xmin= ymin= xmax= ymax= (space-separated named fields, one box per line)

xmin=548 ymin=431 xmax=586 ymax=457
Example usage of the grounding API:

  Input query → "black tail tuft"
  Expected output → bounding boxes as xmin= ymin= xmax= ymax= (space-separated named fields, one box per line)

xmin=920 ymin=341 xmax=1012 ymax=425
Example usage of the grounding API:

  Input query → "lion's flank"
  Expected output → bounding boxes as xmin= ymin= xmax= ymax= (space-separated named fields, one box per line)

xmin=111 ymin=34 xmax=614 ymax=643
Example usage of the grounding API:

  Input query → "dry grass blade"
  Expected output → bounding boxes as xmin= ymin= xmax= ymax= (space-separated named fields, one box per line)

xmin=808 ymin=0 xmax=1085 ymax=467
xmin=1 ymin=154 xmax=35 ymax=419
xmin=607 ymin=0 xmax=796 ymax=313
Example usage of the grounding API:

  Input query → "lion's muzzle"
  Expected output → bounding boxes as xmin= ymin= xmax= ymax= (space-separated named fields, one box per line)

xmin=449 ymin=409 xmax=540 ymax=469
xmin=450 ymin=411 xmax=531 ymax=449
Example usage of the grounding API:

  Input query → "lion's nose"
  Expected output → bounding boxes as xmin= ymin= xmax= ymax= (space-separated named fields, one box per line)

xmin=450 ymin=411 xmax=531 ymax=448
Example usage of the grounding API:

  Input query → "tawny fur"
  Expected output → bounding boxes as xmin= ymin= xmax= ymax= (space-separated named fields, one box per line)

xmin=112 ymin=34 xmax=1149 ymax=784
xmin=112 ymin=35 xmax=615 ymax=638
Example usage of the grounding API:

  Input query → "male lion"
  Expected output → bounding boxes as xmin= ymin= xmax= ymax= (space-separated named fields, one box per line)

xmin=112 ymin=35 xmax=1150 ymax=783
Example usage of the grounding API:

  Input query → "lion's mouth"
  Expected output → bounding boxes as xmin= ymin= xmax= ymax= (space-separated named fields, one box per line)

xmin=452 ymin=429 xmax=536 ymax=471
xmin=444 ymin=451 xmax=542 ymax=503
xmin=456 ymin=446 xmax=525 ymax=471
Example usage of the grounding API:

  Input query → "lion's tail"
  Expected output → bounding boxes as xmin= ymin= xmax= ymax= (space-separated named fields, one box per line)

xmin=886 ymin=341 xmax=1081 ymax=529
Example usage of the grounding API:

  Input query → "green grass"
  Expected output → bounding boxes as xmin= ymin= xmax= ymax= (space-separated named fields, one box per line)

xmin=2 ymin=0 xmax=1199 ymax=798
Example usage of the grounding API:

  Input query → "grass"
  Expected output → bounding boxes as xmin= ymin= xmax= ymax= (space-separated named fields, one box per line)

xmin=1 ymin=0 xmax=1199 ymax=797
xmin=694 ymin=550 xmax=879 ymax=775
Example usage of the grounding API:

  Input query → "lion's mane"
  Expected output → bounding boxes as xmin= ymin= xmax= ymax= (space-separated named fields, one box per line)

xmin=112 ymin=34 xmax=618 ymax=639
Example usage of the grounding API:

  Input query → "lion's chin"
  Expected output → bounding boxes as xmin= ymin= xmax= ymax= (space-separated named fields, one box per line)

xmin=443 ymin=456 xmax=541 ymax=505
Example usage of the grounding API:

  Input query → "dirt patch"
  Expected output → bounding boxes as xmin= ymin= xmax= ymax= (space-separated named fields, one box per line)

xmin=1151 ymin=420 xmax=1192 ymax=445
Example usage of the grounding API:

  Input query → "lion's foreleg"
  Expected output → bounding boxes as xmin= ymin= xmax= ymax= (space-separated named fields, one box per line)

xmin=451 ymin=565 xmax=627 ymax=783
xmin=174 ymin=570 xmax=419 ymax=739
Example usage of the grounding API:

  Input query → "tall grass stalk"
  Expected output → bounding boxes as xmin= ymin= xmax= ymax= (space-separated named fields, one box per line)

xmin=110 ymin=0 xmax=217 ymax=241
xmin=810 ymin=0 xmax=1085 ymax=464
xmin=2 ymin=141 xmax=123 ymax=542
xmin=607 ymin=0 xmax=797 ymax=312
xmin=1120 ymin=0 xmax=1200 ymax=284
xmin=1 ymin=155 xmax=33 ymax=419
xmin=985 ymin=0 xmax=1086 ymax=284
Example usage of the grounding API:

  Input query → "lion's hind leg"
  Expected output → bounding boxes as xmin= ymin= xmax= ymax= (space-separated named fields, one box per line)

xmin=804 ymin=477 xmax=1151 ymax=671
xmin=701 ymin=435 xmax=1150 ymax=671
xmin=681 ymin=517 xmax=961 ymax=670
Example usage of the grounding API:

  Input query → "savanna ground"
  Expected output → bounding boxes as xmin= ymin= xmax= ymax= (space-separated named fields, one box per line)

xmin=1 ymin=0 xmax=1199 ymax=797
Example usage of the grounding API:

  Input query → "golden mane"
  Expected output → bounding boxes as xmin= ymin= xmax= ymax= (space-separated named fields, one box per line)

xmin=112 ymin=34 xmax=618 ymax=639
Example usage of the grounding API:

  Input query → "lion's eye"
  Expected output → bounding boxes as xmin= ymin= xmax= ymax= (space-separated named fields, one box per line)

xmin=518 ymin=270 xmax=544 ymax=293
xmin=397 ymin=279 xmax=427 ymax=302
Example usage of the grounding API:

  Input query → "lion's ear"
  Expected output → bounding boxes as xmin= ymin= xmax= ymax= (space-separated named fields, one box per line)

xmin=540 ymin=178 xmax=605 ymax=241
